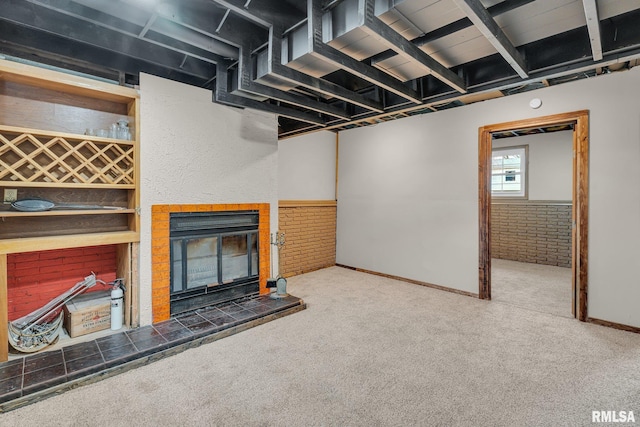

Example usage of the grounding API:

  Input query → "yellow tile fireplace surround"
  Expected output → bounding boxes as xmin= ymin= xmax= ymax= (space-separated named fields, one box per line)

xmin=150 ymin=203 xmax=271 ymax=323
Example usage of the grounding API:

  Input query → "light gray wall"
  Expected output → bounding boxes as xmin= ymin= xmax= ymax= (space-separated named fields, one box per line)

xmin=492 ymin=131 xmax=573 ymax=201
xmin=278 ymin=131 xmax=336 ymax=200
xmin=139 ymin=73 xmax=279 ymax=326
xmin=336 ymin=66 xmax=640 ymax=328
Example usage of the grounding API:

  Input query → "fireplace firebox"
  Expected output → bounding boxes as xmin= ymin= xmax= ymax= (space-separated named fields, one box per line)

xmin=169 ymin=211 xmax=259 ymax=315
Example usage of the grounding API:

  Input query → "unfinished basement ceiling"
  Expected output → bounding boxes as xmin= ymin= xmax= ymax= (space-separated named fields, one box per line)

xmin=1 ymin=0 xmax=640 ymax=138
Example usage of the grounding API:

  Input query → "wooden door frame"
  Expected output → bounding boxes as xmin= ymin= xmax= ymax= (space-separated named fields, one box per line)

xmin=478 ymin=110 xmax=589 ymax=321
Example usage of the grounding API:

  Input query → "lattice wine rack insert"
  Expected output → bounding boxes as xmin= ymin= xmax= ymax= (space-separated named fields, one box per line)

xmin=0 ymin=127 xmax=135 ymax=187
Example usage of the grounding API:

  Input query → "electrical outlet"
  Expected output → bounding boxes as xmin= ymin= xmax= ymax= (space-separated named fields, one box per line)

xmin=3 ymin=189 xmax=17 ymax=204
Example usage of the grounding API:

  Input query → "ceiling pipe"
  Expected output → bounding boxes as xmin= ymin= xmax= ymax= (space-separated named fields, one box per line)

xmin=215 ymin=9 xmax=231 ymax=34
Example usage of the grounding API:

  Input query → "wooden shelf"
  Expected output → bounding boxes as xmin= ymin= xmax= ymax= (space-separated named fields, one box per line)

xmin=0 ymin=208 xmax=135 ymax=218
xmin=0 ymin=125 xmax=135 ymax=188
xmin=0 ymin=124 xmax=135 ymax=145
xmin=0 ymin=58 xmax=141 ymax=362
xmin=0 ymin=182 xmax=136 ymax=190
xmin=0 ymin=231 xmax=139 ymax=254
xmin=0 ymin=59 xmax=138 ymax=103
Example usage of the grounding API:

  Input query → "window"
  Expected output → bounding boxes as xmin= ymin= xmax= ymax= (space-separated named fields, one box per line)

xmin=491 ymin=146 xmax=527 ymax=198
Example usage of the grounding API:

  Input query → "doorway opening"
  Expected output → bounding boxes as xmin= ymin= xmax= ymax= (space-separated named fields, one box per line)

xmin=478 ymin=111 xmax=589 ymax=320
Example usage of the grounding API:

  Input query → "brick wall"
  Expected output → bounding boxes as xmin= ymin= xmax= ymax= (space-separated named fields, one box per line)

xmin=7 ymin=245 xmax=117 ymax=321
xmin=278 ymin=201 xmax=336 ymax=277
xmin=491 ymin=202 xmax=572 ymax=268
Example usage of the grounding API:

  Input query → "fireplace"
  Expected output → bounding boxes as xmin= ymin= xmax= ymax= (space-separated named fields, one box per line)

xmin=151 ymin=204 xmax=270 ymax=323
xmin=169 ymin=211 xmax=259 ymax=315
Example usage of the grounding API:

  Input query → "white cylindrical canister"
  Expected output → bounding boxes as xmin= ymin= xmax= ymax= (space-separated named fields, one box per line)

xmin=111 ymin=287 xmax=124 ymax=330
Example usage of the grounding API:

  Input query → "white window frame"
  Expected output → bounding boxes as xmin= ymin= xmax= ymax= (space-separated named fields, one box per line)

xmin=491 ymin=145 xmax=528 ymax=198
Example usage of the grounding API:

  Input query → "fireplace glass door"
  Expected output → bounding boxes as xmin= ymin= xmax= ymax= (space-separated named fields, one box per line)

xmin=171 ymin=237 xmax=218 ymax=292
xmin=170 ymin=211 xmax=259 ymax=315
xmin=221 ymin=234 xmax=259 ymax=283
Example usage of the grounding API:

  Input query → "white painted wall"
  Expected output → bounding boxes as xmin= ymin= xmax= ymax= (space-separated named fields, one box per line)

xmin=138 ymin=73 xmax=279 ymax=326
xmin=492 ymin=131 xmax=573 ymax=200
xmin=278 ymin=131 xmax=337 ymax=200
xmin=336 ymin=66 xmax=640 ymax=328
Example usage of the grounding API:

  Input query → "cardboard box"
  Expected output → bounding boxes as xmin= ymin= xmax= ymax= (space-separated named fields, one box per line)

xmin=63 ymin=290 xmax=111 ymax=338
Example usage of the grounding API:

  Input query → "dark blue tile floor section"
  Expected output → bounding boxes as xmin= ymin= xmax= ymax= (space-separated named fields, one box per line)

xmin=0 ymin=294 xmax=303 ymax=408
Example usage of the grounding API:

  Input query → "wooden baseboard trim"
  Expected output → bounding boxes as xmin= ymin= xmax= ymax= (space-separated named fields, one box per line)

xmin=587 ymin=317 xmax=640 ymax=334
xmin=335 ymin=264 xmax=479 ymax=298
xmin=279 ymin=200 xmax=337 ymax=208
xmin=282 ymin=264 xmax=335 ymax=279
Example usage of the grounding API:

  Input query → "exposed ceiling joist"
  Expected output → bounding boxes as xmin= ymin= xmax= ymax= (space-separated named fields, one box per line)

xmin=451 ymin=0 xmax=528 ymax=79
xmin=1 ymin=0 xmax=640 ymax=138
xmin=27 ymin=0 xmax=239 ymax=61
xmin=582 ymin=0 xmax=603 ymax=61
xmin=361 ymin=0 xmax=466 ymax=93
xmin=207 ymin=1 xmax=385 ymax=114
xmin=151 ymin=1 xmax=266 ymax=49
xmin=270 ymin=64 xmax=384 ymax=113
xmin=210 ymin=0 xmax=302 ymax=30
xmin=268 ymin=62 xmax=384 ymax=112
xmin=215 ymin=61 xmax=327 ymax=126
xmin=308 ymin=44 xmax=422 ymax=104
xmin=308 ymin=0 xmax=422 ymax=104
xmin=25 ymin=0 xmax=239 ymax=65
xmin=210 ymin=0 xmax=271 ymax=28
xmin=370 ymin=0 xmax=536 ymax=66
xmin=1 ymin=1 xmax=218 ymax=79
xmin=319 ymin=46 xmax=640 ymax=137
xmin=236 ymin=44 xmax=350 ymax=119
xmin=138 ymin=13 xmax=157 ymax=38
xmin=267 ymin=27 xmax=384 ymax=112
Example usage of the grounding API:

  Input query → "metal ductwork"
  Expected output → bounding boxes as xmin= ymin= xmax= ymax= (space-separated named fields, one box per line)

xmin=1 ymin=0 xmax=640 ymax=138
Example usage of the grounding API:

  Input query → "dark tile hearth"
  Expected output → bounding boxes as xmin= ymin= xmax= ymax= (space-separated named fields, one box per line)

xmin=0 ymin=294 xmax=304 ymax=412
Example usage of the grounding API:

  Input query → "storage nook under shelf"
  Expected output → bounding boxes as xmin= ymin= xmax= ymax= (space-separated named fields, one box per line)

xmin=0 ymin=59 xmax=141 ymax=362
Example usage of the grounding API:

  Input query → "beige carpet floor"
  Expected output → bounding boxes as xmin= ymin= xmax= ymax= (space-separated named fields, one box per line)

xmin=491 ymin=259 xmax=573 ymax=318
xmin=1 ymin=266 xmax=639 ymax=426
